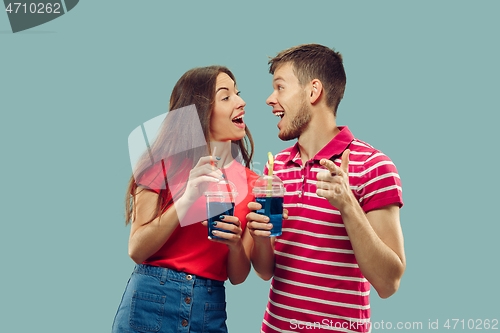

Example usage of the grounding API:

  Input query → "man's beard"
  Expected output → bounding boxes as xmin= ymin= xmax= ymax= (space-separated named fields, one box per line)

xmin=279 ymin=100 xmax=312 ymax=141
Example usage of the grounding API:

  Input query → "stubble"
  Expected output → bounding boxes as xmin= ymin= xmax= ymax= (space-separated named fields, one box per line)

xmin=279 ymin=99 xmax=312 ymax=141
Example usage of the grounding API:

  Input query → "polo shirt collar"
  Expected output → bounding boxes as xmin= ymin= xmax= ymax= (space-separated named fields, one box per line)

xmin=283 ymin=126 xmax=354 ymax=165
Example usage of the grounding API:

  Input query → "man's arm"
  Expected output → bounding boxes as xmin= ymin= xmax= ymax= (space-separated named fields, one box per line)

xmin=340 ymin=202 xmax=405 ymax=298
xmin=246 ymin=201 xmax=276 ymax=280
xmin=317 ymin=150 xmax=405 ymax=298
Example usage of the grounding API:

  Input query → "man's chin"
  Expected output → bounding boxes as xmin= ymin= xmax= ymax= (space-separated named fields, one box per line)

xmin=278 ymin=130 xmax=298 ymax=141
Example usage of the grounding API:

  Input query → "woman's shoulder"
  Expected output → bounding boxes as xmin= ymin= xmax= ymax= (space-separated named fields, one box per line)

xmin=243 ymin=164 xmax=259 ymax=178
xmin=136 ymin=157 xmax=193 ymax=193
xmin=229 ymin=160 xmax=259 ymax=181
xmin=136 ymin=162 xmax=166 ymax=193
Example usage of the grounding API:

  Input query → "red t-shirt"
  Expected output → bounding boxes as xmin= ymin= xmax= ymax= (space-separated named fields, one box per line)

xmin=137 ymin=158 xmax=258 ymax=281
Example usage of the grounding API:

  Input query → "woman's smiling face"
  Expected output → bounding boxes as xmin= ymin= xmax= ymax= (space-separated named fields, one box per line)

xmin=209 ymin=73 xmax=246 ymax=142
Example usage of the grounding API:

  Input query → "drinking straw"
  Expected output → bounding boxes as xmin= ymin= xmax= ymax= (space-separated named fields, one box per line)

xmin=212 ymin=146 xmax=233 ymax=203
xmin=210 ymin=146 xmax=217 ymax=171
xmin=267 ymin=152 xmax=274 ymax=197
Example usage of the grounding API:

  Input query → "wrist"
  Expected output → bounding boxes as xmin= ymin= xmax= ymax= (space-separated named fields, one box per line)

xmin=177 ymin=193 xmax=195 ymax=207
xmin=338 ymin=191 xmax=359 ymax=216
xmin=253 ymin=236 xmax=272 ymax=249
xmin=227 ymin=239 xmax=244 ymax=252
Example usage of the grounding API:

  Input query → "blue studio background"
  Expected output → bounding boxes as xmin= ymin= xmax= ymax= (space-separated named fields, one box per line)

xmin=1 ymin=1 xmax=499 ymax=332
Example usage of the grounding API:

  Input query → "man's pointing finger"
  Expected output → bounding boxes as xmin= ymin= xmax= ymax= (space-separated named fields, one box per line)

xmin=340 ymin=149 xmax=350 ymax=174
xmin=319 ymin=158 xmax=338 ymax=173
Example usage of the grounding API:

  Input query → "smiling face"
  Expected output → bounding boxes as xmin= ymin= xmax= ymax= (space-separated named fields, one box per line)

xmin=209 ymin=73 xmax=246 ymax=142
xmin=266 ymin=62 xmax=312 ymax=141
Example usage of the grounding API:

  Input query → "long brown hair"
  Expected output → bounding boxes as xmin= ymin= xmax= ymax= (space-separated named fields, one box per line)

xmin=125 ymin=66 xmax=254 ymax=225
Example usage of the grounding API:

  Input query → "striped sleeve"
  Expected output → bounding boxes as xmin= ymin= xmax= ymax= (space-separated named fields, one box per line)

xmin=355 ymin=151 xmax=403 ymax=212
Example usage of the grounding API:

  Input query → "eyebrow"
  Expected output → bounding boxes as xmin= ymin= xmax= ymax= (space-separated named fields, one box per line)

xmin=216 ymin=87 xmax=229 ymax=94
xmin=273 ymin=77 xmax=285 ymax=83
xmin=216 ymin=83 xmax=237 ymax=94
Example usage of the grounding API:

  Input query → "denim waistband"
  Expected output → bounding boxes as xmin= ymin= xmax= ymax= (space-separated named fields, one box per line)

xmin=133 ymin=264 xmax=225 ymax=286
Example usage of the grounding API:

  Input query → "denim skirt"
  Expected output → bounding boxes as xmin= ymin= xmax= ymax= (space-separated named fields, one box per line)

xmin=112 ymin=264 xmax=227 ymax=333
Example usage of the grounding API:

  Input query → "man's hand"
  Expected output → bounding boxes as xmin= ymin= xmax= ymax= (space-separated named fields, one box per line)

xmin=316 ymin=149 xmax=354 ymax=211
xmin=246 ymin=201 xmax=288 ymax=281
xmin=246 ymin=202 xmax=288 ymax=239
xmin=246 ymin=202 xmax=273 ymax=238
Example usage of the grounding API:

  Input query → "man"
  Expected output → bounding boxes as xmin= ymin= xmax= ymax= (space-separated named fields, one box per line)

xmin=247 ymin=44 xmax=405 ymax=332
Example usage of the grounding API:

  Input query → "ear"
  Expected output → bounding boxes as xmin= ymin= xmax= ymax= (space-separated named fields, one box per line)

xmin=309 ymin=79 xmax=323 ymax=104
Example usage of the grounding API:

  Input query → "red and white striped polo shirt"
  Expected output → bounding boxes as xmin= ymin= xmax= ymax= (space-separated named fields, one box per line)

xmin=261 ymin=126 xmax=403 ymax=333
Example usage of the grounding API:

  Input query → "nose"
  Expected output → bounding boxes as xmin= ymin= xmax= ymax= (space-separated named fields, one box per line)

xmin=237 ymin=95 xmax=246 ymax=109
xmin=266 ymin=91 xmax=277 ymax=106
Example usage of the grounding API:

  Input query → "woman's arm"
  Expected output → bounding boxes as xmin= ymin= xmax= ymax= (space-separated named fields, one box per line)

xmin=202 ymin=215 xmax=252 ymax=285
xmin=128 ymin=191 xmax=190 ymax=264
xmin=129 ymin=156 xmax=223 ymax=264
xmin=226 ymin=226 xmax=252 ymax=285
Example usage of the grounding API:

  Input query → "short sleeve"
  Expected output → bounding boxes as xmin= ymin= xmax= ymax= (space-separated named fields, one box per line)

xmin=355 ymin=151 xmax=403 ymax=213
xmin=245 ymin=166 xmax=260 ymax=196
xmin=136 ymin=162 xmax=168 ymax=194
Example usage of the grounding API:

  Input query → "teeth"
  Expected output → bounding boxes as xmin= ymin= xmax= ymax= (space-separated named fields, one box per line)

xmin=232 ymin=115 xmax=244 ymax=121
xmin=274 ymin=111 xmax=284 ymax=118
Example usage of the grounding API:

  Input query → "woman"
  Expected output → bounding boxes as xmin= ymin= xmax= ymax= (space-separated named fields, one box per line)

xmin=112 ymin=66 xmax=258 ymax=333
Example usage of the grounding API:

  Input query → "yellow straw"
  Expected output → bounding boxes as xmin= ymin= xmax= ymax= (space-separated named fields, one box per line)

xmin=267 ymin=152 xmax=274 ymax=197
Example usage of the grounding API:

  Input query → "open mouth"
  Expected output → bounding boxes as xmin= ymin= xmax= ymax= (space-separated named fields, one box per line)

xmin=232 ymin=113 xmax=244 ymax=124
xmin=274 ymin=111 xmax=284 ymax=119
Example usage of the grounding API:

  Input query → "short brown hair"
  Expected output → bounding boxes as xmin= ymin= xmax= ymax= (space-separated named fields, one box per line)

xmin=268 ymin=44 xmax=346 ymax=116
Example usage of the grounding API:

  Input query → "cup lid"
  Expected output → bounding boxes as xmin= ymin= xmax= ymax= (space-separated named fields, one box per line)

xmin=252 ymin=174 xmax=284 ymax=196
xmin=204 ymin=179 xmax=238 ymax=196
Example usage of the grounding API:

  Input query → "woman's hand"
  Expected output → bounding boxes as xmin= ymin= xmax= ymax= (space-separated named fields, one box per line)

xmin=182 ymin=156 xmax=224 ymax=205
xmin=202 ymin=215 xmax=243 ymax=250
xmin=202 ymin=215 xmax=252 ymax=285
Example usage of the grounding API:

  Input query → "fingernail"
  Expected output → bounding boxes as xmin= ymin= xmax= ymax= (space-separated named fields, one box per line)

xmin=212 ymin=221 xmax=217 ymax=226
xmin=208 ymin=236 xmax=212 ymax=240
xmin=220 ymin=174 xmax=225 ymax=179
xmin=268 ymin=224 xmax=273 ymax=228
xmin=212 ymin=230 xmax=217 ymax=235
xmin=215 ymin=156 xmax=221 ymax=160
xmin=219 ymin=215 xmax=225 ymax=220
